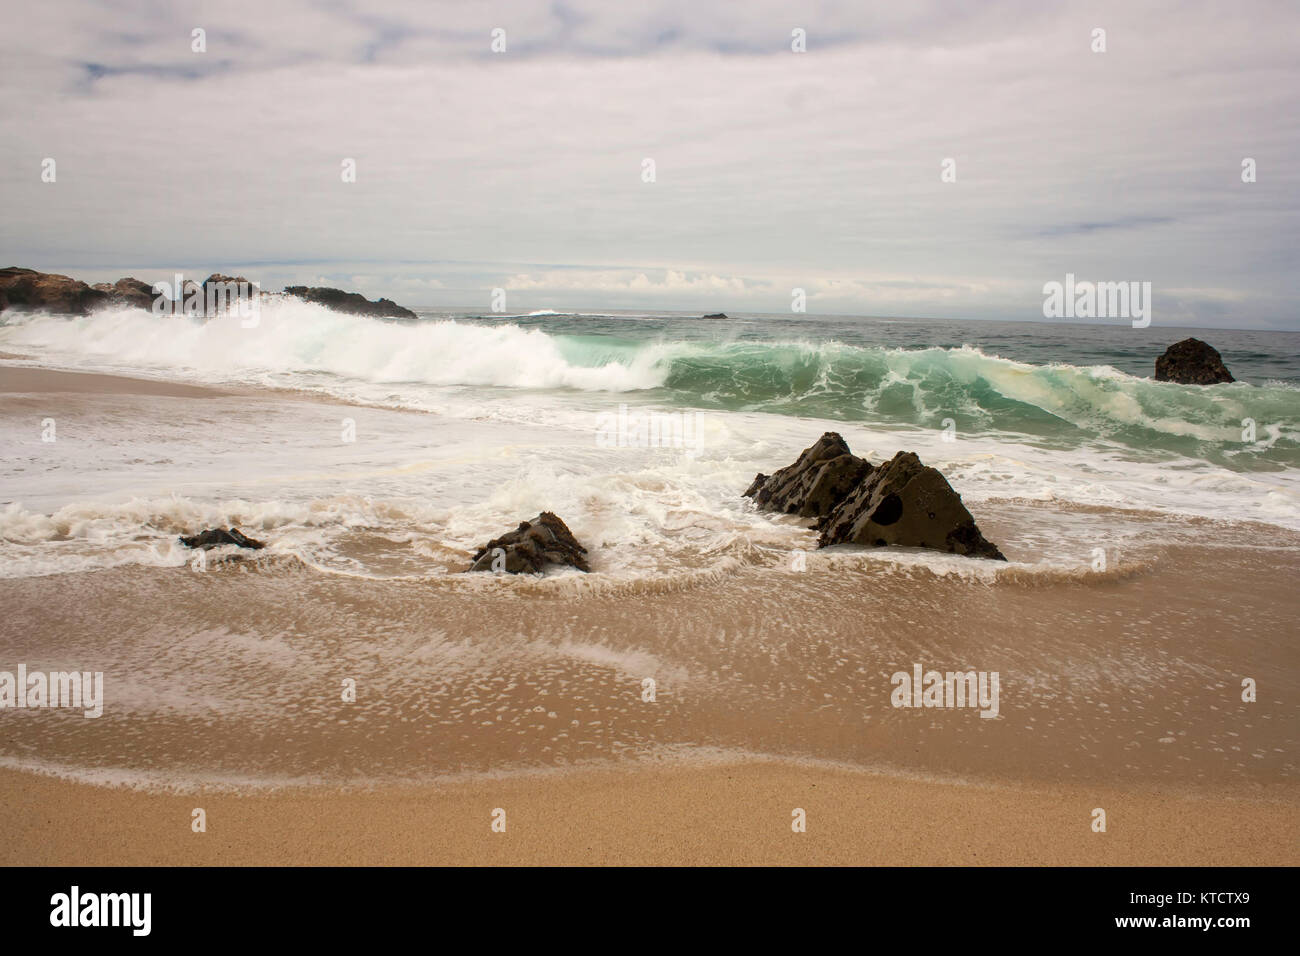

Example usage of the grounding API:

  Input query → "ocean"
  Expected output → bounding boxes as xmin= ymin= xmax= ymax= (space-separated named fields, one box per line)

xmin=1 ymin=300 xmax=1297 ymax=578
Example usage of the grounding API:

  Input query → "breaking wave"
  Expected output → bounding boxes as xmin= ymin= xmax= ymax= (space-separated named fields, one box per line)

xmin=2 ymin=299 xmax=1297 ymax=469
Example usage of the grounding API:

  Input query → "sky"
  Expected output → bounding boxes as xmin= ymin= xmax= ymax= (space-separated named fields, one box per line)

xmin=1 ymin=0 xmax=1297 ymax=328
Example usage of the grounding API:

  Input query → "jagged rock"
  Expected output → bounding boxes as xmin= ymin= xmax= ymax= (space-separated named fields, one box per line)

xmin=91 ymin=277 xmax=156 ymax=310
xmin=1154 ymin=338 xmax=1234 ymax=385
xmin=201 ymin=274 xmax=260 ymax=314
xmin=284 ymin=285 xmax=416 ymax=320
xmin=0 ymin=267 xmax=108 ymax=315
xmin=701 ymin=312 xmax=728 ymax=319
xmin=466 ymin=512 xmax=589 ymax=574
xmin=744 ymin=432 xmax=872 ymax=522
xmin=818 ymin=451 xmax=1005 ymax=560
xmin=179 ymin=527 xmax=266 ymax=550
xmin=203 ymin=274 xmax=258 ymax=295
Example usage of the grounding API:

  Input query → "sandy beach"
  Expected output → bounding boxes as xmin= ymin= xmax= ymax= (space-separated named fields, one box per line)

xmin=3 ymin=763 xmax=1296 ymax=867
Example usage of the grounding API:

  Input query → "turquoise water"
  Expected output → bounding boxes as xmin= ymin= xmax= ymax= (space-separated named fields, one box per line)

xmin=436 ymin=310 xmax=1300 ymax=471
xmin=3 ymin=303 xmax=1296 ymax=475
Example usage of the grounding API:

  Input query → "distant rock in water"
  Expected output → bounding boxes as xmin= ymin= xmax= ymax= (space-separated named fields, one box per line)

xmin=0 ymin=267 xmax=108 ymax=315
xmin=701 ymin=312 xmax=728 ymax=319
xmin=746 ymin=434 xmax=1005 ymax=560
xmin=1154 ymin=337 xmax=1235 ymax=385
xmin=743 ymin=432 xmax=872 ymax=522
xmin=466 ymin=512 xmax=590 ymax=574
xmin=91 ymin=277 xmax=156 ymax=310
xmin=284 ymin=285 xmax=417 ymax=320
xmin=179 ymin=528 xmax=266 ymax=550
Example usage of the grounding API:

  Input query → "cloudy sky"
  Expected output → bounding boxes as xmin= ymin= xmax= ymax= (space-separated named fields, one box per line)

xmin=1 ymin=0 xmax=1297 ymax=328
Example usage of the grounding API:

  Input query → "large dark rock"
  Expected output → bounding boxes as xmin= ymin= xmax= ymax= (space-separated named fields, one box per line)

xmin=747 ymin=435 xmax=1005 ymax=560
xmin=179 ymin=527 xmax=266 ymax=550
xmin=743 ymin=432 xmax=872 ymax=522
xmin=91 ymin=277 xmax=156 ymax=310
xmin=197 ymin=274 xmax=260 ymax=314
xmin=284 ymin=285 xmax=416 ymax=320
xmin=1154 ymin=338 xmax=1234 ymax=385
xmin=818 ymin=451 xmax=1005 ymax=560
xmin=701 ymin=312 xmax=728 ymax=319
xmin=466 ymin=512 xmax=590 ymax=574
xmin=0 ymin=267 xmax=108 ymax=315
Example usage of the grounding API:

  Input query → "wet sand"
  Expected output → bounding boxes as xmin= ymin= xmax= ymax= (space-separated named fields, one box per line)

xmin=0 ymin=364 xmax=229 ymax=398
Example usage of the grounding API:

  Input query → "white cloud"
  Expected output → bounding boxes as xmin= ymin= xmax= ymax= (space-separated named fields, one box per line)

xmin=1 ymin=0 xmax=1297 ymax=327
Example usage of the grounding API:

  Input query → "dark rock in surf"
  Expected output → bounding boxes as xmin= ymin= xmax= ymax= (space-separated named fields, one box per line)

xmin=91 ymin=277 xmax=156 ymax=310
xmin=1153 ymin=337 xmax=1235 ymax=385
xmin=743 ymin=432 xmax=872 ymax=523
xmin=203 ymin=274 xmax=258 ymax=296
xmin=466 ymin=512 xmax=590 ymax=574
xmin=817 ymin=451 xmax=1005 ymax=560
xmin=179 ymin=527 xmax=266 ymax=550
xmin=284 ymin=285 xmax=416 ymax=320
xmin=701 ymin=312 xmax=728 ymax=319
xmin=0 ymin=267 xmax=108 ymax=315
xmin=747 ymin=435 xmax=1005 ymax=560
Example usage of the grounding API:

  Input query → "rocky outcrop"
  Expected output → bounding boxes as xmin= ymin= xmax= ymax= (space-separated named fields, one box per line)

xmin=1154 ymin=338 xmax=1234 ymax=385
xmin=466 ymin=512 xmax=590 ymax=574
xmin=91 ymin=277 xmax=156 ymax=310
xmin=284 ymin=285 xmax=416 ymax=320
xmin=818 ymin=451 xmax=1005 ymax=559
xmin=0 ymin=267 xmax=108 ymax=315
xmin=203 ymin=274 xmax=257 ymax=294
xmin=746 ymin=435 xmax=1005 ymax=560
xmin=701 ymin=312 xmax=728 ymax=319
xmin=0 ymin=268 xmax=412 ymax=321
xmin=744 ymin=432 xmax=872 ymax=522
xmin=179 ymin=528 xmax=266 ymax=550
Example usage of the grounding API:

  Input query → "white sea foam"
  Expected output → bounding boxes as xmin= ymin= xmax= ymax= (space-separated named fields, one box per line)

xmin=0 ymin=298 xmax=668 ymax=392
xmin=2 ymin=303 xmax=1298 ymax=581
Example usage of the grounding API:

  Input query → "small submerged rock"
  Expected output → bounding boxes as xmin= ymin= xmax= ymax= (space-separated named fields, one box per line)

xmin=746 ymin=434 xmax=1005 ymax=560
xmin=466 ymin=512 xmax=590 ymax=574
xmin=1154 ymin=337 xmax=1234 ymax=385
xmin=179 ymin=527 xmax=265 ymax=550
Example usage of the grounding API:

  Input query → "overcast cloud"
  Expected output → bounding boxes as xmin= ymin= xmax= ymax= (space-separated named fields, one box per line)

xmin=1 ymin=0 xmax=1297 ymax=328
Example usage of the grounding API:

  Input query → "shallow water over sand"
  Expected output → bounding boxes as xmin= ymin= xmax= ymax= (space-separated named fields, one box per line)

xmin=2 ymin=516 xmax=1294 ymax=793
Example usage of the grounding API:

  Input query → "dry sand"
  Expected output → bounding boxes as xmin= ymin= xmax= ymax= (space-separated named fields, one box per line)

xmin=2 ymin=763 xmax=1294 ymax=866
